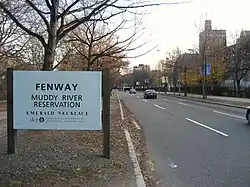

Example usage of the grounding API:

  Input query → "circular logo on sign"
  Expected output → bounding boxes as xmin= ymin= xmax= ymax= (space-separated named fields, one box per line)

xmin=39 ymin=117 xmax=45 ymax=123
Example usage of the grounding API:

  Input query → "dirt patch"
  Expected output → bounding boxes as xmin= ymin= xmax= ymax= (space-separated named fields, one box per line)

xmin=0 ymin=101 xmax=7 ymax=111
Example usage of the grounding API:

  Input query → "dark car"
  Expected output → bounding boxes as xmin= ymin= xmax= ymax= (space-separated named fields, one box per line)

xmin=123 ymin=87 xmax=131 ymax=92
xmin=129 ymin=88 xmax=136 ymax=94
xmin=144 ymin=89 xmax=157 ymax=99
xmin=246 ymin=106 xmax=250 ymax=124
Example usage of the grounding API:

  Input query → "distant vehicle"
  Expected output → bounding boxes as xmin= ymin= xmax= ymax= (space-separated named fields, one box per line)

xmin=129 ymin=88 xmax=136 ymax=94
xmin=144 ymin=89 xmax=157 ymax=99
xmin=123 ymin=87 xmax=131 ymax=92
xmin=246 ymin=106 xmax=250 ymax=124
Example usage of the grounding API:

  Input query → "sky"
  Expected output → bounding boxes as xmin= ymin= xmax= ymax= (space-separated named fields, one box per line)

xmin=125 ymin=0 xmax=250 ymax=69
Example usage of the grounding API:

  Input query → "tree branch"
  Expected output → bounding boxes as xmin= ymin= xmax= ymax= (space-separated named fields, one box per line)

xmin=58 ymin=0 xmax=80 ymax=19
xmin=0 ymin=2 xmax=47 ymax=47
xmin=57 ymin=0 xmax=112 ymax=41
xmin=25 ymin=0 xmax=50 ymax=29
xmin=108 ymin=1 xmax=190 ymax=9
xmin=45 ymin=0 xmax=52 ymax=10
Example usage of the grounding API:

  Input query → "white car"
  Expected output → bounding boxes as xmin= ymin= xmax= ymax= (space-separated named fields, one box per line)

xmin=129 ymin=88 xmax=136 ymax=94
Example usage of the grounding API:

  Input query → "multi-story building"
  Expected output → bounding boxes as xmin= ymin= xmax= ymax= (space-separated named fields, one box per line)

xmin=133 ymin=64 xmax=150 ymax=72
xmin=198 ymin=20 xmax=227 ymax=86
xmin=237 ymin=30 xmax=250 ymax=45
xmin=199 ymin=20 xmax=227 ymax=55
xmin=133 ymin=64 xmax=151 ymax=87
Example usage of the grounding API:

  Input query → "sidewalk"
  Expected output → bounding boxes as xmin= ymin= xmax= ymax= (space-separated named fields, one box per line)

xmin=0 ymin=96 xmax=137 ymax=187
xmin=160 ymin=92 xmax=250 ymax=108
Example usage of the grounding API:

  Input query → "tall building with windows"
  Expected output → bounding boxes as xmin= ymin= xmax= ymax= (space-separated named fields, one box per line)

xmin=133 ymin=64 xmax=150 ymax=72
xmin=133 ymin=64 xmax=151 ymax=87
xmin=199 ymin=20 xmax=227 ymax=55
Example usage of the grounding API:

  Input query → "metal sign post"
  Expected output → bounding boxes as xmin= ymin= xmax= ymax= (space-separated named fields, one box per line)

xmin=7 ymin=68 xmax=16 ymax=154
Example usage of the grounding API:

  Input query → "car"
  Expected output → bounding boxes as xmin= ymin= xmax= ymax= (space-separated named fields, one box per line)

xmin=129 ymin=88 xmax=136 ymax=94
xmin=144 ymin=89 xmax=157 ymax=99
xmin=246 ymin=106 xmax=250 ymax=124
xmin=123 ymin=87 xmax=131 ymax=92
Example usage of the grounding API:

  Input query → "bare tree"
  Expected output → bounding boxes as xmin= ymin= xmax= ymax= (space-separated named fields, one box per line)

xmin=0 ymin=10 xmax=31 ymax=95
xmin=20 ymin=37 xmax=44 ymax=68
xmin=176 ymin=53 xmax=200 ymax=96
xmin=66 ymin=18 xmax=142 ymax=71
xmin=0 ymin=10 xmax=27 ymax=66
xmin=0 ymin=0 xmax=187 ymax=71
xmin=224 ymin=35 xmax=250 ymax=97
xmin=163 ymin=47 xmax=181 ymax=93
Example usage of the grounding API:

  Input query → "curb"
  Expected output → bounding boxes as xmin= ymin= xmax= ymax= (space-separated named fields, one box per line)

xmin=116 ymin=94 xmax=146 ymax=187
xmin=161 ymin=93 xmax=248 ymax=109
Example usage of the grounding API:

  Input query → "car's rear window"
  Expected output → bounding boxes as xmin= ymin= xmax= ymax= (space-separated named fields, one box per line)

xmin=146 ymin=90 xmax=156 ymax=93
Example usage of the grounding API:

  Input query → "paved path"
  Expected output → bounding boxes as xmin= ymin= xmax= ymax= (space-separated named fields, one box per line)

xmin=120 ymin=91 xmax=250 ymax=187
xmin=163 ymin=92 xmax=250 ymax=104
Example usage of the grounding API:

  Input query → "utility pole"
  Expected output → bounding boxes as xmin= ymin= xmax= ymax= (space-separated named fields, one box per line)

xmin=184 ymin=66 xmax=187 ymax=96
xmin=202 ymin=26 xmax=208 ymax=99
xmin=178 ymin=60 xmax=181 ymax=96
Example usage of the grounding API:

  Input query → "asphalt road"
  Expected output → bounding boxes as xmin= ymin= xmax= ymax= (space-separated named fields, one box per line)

xmin=119 ymin=91 xmax=250 ymax=187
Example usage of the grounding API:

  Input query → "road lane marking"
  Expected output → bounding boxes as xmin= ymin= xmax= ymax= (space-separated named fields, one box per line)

xmin=185 ymin=118 xmax=229 ymax=137
xmin=163 ymin=98 xmax=175 ymax=103
xmin=133 ymin=120 xmax=141 ymax=130
xmin=124 ymin=129 xmax=146 ymax=187
xmin=136 ymin=96 xmax=140 ymax=98
xmin=117 ymin=94 xmax=124 ymax=121
xmin=143 ymin=99 xmax=148 ymax=103
xmin=163 ymin=98 xmax=208 ymax=110
xmin=168 ymin=162 xmax=178 ymax=169
xmin=213 ymin=110 xmax=245 ymax=119
xmin=178 ymin=102 xmax=188 ymax=106
xmin=154 ymin=104 xmax=165 ymax=110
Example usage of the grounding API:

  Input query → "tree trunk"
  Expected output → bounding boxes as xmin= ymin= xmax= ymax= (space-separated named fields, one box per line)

xmin=86 ymin=50 xmax=92 ymax=71
xmin=173 ymin=82 xmax=176 ymax=95
xmin=43 ymin=41 xmax=56 ymax=70
xmin=233 ymin=80 xmax=236 ymax=97
xmin=42 ymin=1 xmax=59 ymax=71
xmin=184 ymin=68 xmax=187 ymax=96
xmin=86 ymin=59 xmax=91 ymax=71
xmin=236 ymin=79 xmax=241 ymax=97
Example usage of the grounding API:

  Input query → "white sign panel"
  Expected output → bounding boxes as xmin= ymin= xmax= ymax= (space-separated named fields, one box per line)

xmin=13 ymin=71 xmax=102 ymax=130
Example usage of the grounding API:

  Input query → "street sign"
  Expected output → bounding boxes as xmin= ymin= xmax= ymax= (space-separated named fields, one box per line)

xmin=13 ymin=71 xmax=102 ymax=130
xmin=200 ymin=64 xmax=211 ymax=75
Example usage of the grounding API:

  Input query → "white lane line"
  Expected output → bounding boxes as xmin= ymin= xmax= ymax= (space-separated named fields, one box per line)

xmin=163 ymin=98 xmax=207 ymax=110
xmin=185 ymin=118 xmax=229 ymax=137
xmin=133 ymin=120 xmax=141 ymax=130
xmin=117 ymin=94 xmax=125 ymax=121
xmin=213 ymin=110 xmax=245 ymax=119
xmin=163 ymin=98 xmax=175 ymax=103
xmin=178 ymin=102 xmax=188 ymax=106
xmin=154 ymin=104 xmax=166 ymax=110
xmin=142 ymin=99 xmax=148 ymax=103
xmin=136 ymin=96 xmax=140 ymax=98
xmin=163 ymin=98 xmax=188 ymax=106
xmin=168 ymin=162 xmax=178 ymax=169
xmin=124 ymin=129 xmax=146 ymax=187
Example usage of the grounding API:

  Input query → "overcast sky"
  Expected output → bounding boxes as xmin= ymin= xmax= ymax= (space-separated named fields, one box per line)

xmin=125 ymin=0 xmax=250 ymax=69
